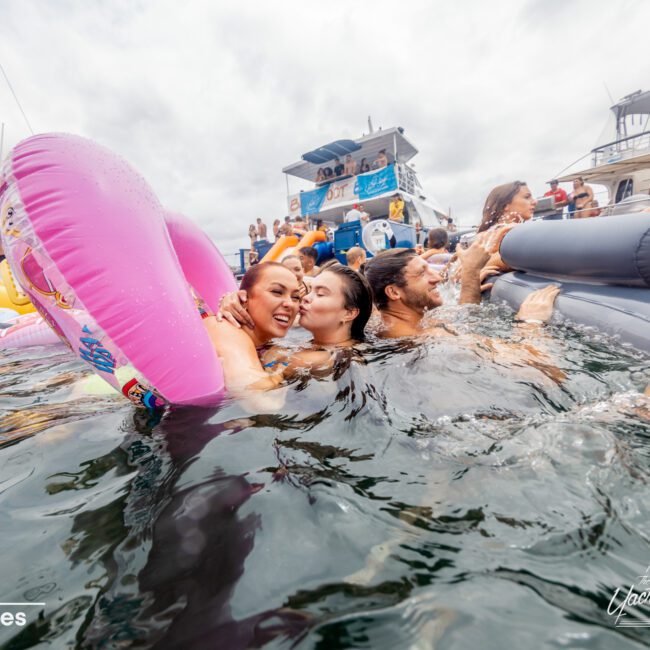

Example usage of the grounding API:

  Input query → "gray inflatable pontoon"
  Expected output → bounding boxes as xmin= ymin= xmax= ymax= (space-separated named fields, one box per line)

xmin=490 ymin=213 xmax=650 ymax=354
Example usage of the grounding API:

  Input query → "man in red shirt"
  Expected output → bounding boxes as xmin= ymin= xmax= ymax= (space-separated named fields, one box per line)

xmin=544 ymin=179 xmax=568 ymax=219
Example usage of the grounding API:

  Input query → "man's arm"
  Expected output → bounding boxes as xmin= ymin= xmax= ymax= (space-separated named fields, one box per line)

xmin=457 ymin=241 xmax=491 ymax=304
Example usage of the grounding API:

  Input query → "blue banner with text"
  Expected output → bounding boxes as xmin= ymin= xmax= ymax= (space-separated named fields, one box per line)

xmin=300 ymin=185 xmax=329 ymax=216
xmin=356 ymin=165 xmax=397 ymax=200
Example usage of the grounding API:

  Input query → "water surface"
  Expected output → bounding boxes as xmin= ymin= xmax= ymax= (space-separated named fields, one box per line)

xmin=1 ymin=303 xmax=650 ymax=649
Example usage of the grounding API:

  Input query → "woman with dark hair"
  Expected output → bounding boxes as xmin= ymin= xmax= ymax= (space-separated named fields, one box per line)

xmin=358 ymin=158 xmax=370 ymax=174
xmin=472 ymin=181 xmax=537 ymax=283
xmin=477 ymin=181 xmax=537 ymax=234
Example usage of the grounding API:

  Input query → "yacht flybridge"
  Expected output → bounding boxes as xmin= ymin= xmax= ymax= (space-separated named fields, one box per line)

xmin=282 ymin=126 xmax=448 ymax=226
xmin=557 ymin=89 xmax=650 ymax=207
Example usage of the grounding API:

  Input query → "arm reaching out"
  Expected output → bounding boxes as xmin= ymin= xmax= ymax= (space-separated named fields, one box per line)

xmin=515 ymin=285 xmax=561 ymax=325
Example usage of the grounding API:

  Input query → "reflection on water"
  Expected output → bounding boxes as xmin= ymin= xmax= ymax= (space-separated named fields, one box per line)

xmin=1 ymin=304 xmax=650 ymax=648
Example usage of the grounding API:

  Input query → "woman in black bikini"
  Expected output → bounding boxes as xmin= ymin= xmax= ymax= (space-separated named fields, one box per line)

xmin=569 ymin=177 xmax=594 ymax=218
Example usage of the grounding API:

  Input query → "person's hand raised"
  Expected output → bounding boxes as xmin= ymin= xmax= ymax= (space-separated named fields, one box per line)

xmin=216 ymin=290 xmax=254 ymax=329
xmin=456 ymin=239 xmax=491 ymax=274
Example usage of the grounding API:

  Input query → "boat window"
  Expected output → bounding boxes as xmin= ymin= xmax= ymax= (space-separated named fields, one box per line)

xmin=615 ymin=178 xmax=634 ymax=203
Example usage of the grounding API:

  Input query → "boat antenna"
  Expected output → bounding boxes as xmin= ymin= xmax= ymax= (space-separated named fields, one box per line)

xmin=367 ymin=116 xmax=374 ymax=134
xmin=0 ymin=62 xmax=34 ymax=135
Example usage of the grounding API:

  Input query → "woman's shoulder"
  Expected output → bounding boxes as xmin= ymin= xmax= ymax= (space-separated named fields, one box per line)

xmin=203 ymin=316 xmax=257 ymax=355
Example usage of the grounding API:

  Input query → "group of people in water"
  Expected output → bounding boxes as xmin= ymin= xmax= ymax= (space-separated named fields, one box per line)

xmin=203 ymin=180 xmax=593 ymax=403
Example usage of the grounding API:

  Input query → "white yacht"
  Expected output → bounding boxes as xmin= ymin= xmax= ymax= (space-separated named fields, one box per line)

xmin=557 ymin=89 xmax=650 ymax=209
xmin=282 ymin=124 xmax=448 ymax=227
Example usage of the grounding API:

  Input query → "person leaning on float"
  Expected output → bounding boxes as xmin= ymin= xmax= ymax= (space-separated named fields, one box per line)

xmin=471 ymin=180 xmax=538 ymax=286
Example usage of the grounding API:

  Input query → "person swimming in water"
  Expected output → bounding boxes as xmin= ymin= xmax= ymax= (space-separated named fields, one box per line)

xmin=203 ymin=262 xmax=301 ymax=395
xmin=280 ymin=255 xmax=310 ymax=298
xmin=472 ymin=181 xmax=539 ymax=284
xmin=216 ymin=264 xmax=373 ymax=380
xmin=364 ymin=245 xmax=560 ymax=339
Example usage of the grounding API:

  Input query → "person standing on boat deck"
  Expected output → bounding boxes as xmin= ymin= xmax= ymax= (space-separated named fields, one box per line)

xmin=446 ymin=217 xmax=457 ymax=232
xmin=346 ymin=247 xmax=366 ymax=273
xmin=414 ymin=222 xmax=426 ymax=247
xmin=569 ymin=177 xmax=594 ymax=219
xmin=344 ymin=154 xmax=356 ymax=176
xmin=358 ymin=204 xmax=370 ymax=224
xmin=544 ymin=179 xmax=568 ymax=220
xmin=344 ymin=204 xmax=363 ymax=223
xmin=248 ymin=223 xmax=258 ymax=246
xmin=299 ymin=246 xmax=320 ymax=277
xmin=293 ymin=216 xmax=307 ymax=236
xmin=281 ymin=216 xmax=294 ymax=237
xmin=358 ymin=158 xmax=371 ymax=174
xmin=373 ymin=149 xmax=389 ymax=169
xmin=389 ymin=194 xmax=405 ymax=222
xmin=256 ymin=218 xmax=268 ymax=241
xmin=333 ymin=157 xmax=344 ymax=177
xmin=315 ymin=168 xmax=326 ymax=184
xmin=273 ymin=219 xmax=281 ymax=241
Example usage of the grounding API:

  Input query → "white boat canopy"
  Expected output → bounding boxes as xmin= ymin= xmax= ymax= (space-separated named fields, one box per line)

xmin=282 ymin=127 xmax=419 ymax=181
xmin=556 ymin=152 xmax=650 ymax=184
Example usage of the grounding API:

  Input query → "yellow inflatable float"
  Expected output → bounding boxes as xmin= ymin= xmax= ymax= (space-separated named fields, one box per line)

xmin=0 ymin=260 xmax=36 ymax=315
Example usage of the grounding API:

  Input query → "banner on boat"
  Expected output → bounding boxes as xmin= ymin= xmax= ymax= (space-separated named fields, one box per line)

xmin=356 ymin=165 xmax=398 ymax=200
xmin=288 ymin=166 xmax=398 ymax=218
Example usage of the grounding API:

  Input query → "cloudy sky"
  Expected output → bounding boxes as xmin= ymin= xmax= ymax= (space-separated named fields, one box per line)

xmin=1 ymin=0 xmax=649 ymax=262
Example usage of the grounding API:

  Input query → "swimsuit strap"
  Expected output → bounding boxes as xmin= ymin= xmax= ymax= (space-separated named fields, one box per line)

xmin=263 ymin=359 xmax=289 ymax=369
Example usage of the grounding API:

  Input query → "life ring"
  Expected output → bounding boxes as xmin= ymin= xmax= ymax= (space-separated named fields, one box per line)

xmin=0 ymin=133 xmax=236 ymax=407
xmin=362 ymin=219 xmax=395 ymax=255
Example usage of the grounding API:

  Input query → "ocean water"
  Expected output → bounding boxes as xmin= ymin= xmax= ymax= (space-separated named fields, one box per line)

xmin=1 ymin=302 xmax=650 ymax=649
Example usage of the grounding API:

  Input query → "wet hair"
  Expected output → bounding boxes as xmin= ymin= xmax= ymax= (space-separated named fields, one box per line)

xmin=478 ymin=181 xmax=527 ymax=233
xmin=299 ymin=246 xmax=318 ymax=262
xmin=427 ymin=228 xmax=448 ymax=250
xmin=319 ymin=258 xmax=340 ymax=271
xmin=240 ymin=261 xmax=288 ymax=293
xmin=323 ymin=264 xmax=373 ymax=341
xmin=346 ymin=246 xmax=365 ymax=266
xmin=364 ymin=248 xmax=417 ymax=310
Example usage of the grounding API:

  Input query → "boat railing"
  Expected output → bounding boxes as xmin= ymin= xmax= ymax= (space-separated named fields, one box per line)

xmin=397 ymin=163 xmax=419 ymax=195
xmin=592 ymin=130 xmax=650 ymax=166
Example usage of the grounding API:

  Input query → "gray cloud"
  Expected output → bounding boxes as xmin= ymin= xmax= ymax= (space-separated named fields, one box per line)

xmin=1 ymin=0 xmax=649 ymax=257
